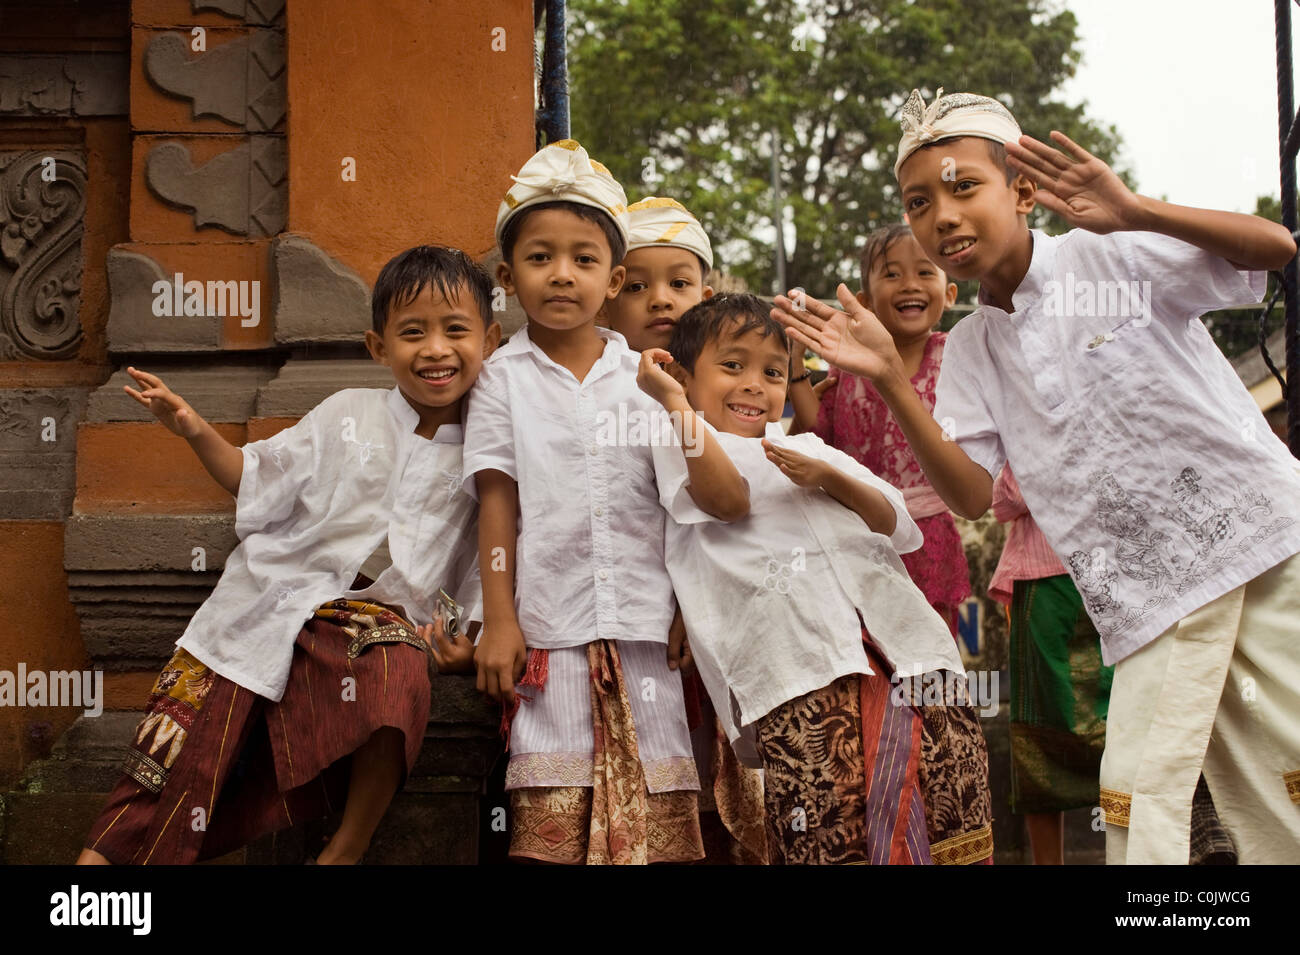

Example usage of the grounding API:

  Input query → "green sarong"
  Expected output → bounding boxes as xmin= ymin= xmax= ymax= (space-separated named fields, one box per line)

xmin=1009 ymin=574 xmax=1114 ymax=814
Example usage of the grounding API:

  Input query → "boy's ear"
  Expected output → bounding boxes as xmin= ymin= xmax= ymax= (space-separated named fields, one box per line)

xmin=495 ymin=260 xmax=515 ymax=296
xmin=1013 ymin=173 xmax=1037 ymax=217
xmin=364 ymin=329 xmax=388 ymax=365
xmin=944 ymin=282 xmax=958 ymax=308
xmin=605 ymin=264 xmax=627 ymax=299
xmin=856 ymin=288 xmax=873 ymax=312
xmin=668 ymin=362 xmax=690 ymax=386
xmin=482 ymin=320 xmax=502 ymax=358
xmin=701 ymin=285 xmax=715 ymax=300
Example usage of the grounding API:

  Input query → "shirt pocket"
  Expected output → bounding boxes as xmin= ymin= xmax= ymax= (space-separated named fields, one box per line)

xmin=1078 ymin=314 xmax=1148 ymax=382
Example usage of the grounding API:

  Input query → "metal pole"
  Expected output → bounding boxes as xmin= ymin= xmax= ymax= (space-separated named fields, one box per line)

xmin=771 ymin=128 xmax=787 ymax=293
xmin=1276 ymin=0 xmax=1299 ymax=454
xmin=539 ymin=0 xmax=570 ymax=144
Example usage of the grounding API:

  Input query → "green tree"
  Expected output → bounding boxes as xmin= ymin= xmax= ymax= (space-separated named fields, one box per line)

xmin=568 ymin=0 xmax=1126 ymax=294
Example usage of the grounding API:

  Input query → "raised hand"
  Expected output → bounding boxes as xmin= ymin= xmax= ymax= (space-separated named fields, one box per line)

xmin=636 ymin=347 xmax=687 ymax=409
xmin=123 ymin=367 xmax=204 ymax=438
xmin=1004 ymin=131 xmax=1142 ymax=235
xmin=770 ymin=284 xmax=902 ymax=383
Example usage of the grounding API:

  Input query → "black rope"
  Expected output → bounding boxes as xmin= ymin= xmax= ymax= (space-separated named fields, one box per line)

xmin=1259 ymin=273 xmax=1288 ymax=399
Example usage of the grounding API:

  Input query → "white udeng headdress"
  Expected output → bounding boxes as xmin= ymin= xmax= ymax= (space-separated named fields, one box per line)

xmin=894 ymin=87 xmax=1022 ymax=178
xmin=625 ymin=197 xmax=714 ymax=269
xmin=495 ymin=139 xmax=629 ymax=248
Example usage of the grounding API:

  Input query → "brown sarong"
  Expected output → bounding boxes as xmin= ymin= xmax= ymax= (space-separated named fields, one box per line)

xmin=84 ymin=600 xmax=430 ymax=864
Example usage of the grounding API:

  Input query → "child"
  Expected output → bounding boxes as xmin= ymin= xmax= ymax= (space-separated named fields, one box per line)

xmin=604 ymin=197 xmax=767 ymax=864
xmin=989 ymin=464 xmax=1113 ymax=865
xmin=603 ymin=196 xmax=715 ymax=351
xmin=791 ymin=223 xmax=972 ymax=637
xmin=78 ymin=245 xmax=498 ymax=865
xmin=774 ymin=87 xmax=1300 ymax=864
xmin=464 ymin=141 xmax=747 ymax=864
xmin=646 ymin=292 xmax=973 ymax=864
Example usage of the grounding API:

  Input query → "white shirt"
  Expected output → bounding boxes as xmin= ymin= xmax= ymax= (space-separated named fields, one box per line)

xmin=654 ymin=421 xmax=965 ymax=737
xmin=934 ymin=228 xmax=1300 ymax=664
xmin=461 ymin=325 xmax=675 ymax=649
xmin=178 ymin=387 xmax=480 ymax=700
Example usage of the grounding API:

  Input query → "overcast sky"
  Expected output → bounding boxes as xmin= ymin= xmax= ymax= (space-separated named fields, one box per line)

xmin=1062 ymin=0 xmax=1300 ymax=213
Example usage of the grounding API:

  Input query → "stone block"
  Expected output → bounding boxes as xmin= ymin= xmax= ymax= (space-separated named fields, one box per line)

xmin=270 ymin=234 xmax=370 ymax=345
xmin=0 ymin=387 xmax=90 ymax=519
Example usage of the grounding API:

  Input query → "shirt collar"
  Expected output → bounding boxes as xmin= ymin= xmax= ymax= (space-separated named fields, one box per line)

xmin=976 ymin=228 xmax=1059 ymax=314
xmin=386 ymin=386 xmax=463 ymax=444
xmin=764 ymin=421 xmax=786 ymax=440
xmin=503 ymin=323 xmax=633 ymax=383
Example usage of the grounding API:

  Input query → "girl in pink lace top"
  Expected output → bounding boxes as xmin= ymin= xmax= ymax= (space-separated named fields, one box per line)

xmin=801 ymin=224 xmax=972 ymax=634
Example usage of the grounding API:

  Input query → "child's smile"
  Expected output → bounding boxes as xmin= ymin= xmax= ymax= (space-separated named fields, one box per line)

xmin=679 ymin=323 xmax=790 ymax=438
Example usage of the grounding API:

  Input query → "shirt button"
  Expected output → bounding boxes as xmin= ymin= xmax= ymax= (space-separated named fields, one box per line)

xmin=589 ymin=445 xmax=598 ymax=455
xmin=598 ymin=569 xmax=609 ymax=580
xmin=594 ymin=506 xmax=604 ymax=517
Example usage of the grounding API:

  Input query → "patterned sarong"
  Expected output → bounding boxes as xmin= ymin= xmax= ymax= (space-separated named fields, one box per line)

xmin=506 ymin=640 xmax=705 ymax=865
xmin=754 ymin=639 xmax=931 ymax=865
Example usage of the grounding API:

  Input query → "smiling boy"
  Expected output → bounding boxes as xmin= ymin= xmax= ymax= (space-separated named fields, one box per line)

xmin=80 ymin=245 xmax=497 ymax=865
xmin=775 ymin=88 xmax=1300 ymax=864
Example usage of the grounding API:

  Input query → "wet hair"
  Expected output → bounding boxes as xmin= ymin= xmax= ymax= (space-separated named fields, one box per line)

xmin=858 ymin=221 xmax=918 ymax=297
xmin=668 ymin=292 xmax=789 ymax=374
xmin=371 ymin=245 xmax=494 ymax=334
xmin=499 ymin=200 xmax=626 ymax=265
xmin=910 ymin=136 xmax=1016 ymax=185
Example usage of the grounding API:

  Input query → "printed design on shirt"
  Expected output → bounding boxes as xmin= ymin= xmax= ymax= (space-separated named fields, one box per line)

xmin=267 ymin=439 xmax=288 ymax=471
xmin=350 ymin=437 xmax=383 ymax=467
xmin=441 ymin=467 xmax=462 ymax=497
xmin=274 ymin=586 xmax=298 ymax=608
xmin=760 ymin=547 xmax=807 ymax=596
xmin=1070 ymin=467 xmax=1293 ymax=638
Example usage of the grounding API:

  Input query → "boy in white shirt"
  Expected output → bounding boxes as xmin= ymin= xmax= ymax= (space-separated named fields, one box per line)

xmin=775 ymin=87 xmax=1300 ymax=864
xmin=464 ymin=141 xmax=748 ymax=864
xmin=649 ymin=292 xmax=982 ymax=864
xmin=79 ymin=245 xmax=499 ymax=865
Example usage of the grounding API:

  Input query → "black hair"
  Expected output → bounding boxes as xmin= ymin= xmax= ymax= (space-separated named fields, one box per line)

xmin=911 ymin=136 xmax=1016 ymax=185
xmin=371 ymin=245 xmax=495 ymax=335
xmin=858 ymin=221 xmax=918 ymax=297
xmin=668 ymin=292 xmax=789 ymax=374
xmin=499 ymin=200 xmax=627 ymax=265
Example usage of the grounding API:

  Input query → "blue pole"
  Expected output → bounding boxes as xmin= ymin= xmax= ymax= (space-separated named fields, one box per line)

xmin=539 ymin=0 xmax=570 ymax=144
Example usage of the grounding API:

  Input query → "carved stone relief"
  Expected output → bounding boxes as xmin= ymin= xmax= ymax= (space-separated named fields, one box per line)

xmin=145 ymin=30 xmax=285 ymax=130
xmin=145 ymin=137 xmax=286 ymax=236
xmin=0 ymin=150 xmax=86 ymax=360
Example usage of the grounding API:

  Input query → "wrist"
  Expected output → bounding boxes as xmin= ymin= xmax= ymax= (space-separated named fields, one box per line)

xmin=661 ymin=393 xmax=692 ymax=417
xmin=1126 ymin=193 xmax=1159 ymax=232
xmin=789 ymin=369 xmax=812 ymax=384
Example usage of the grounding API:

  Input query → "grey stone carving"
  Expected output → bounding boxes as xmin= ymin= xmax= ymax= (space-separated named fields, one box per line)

xmin=145 ymin=137 xmax=286 ymax=236
xmin=105 ymin=247 xmax=221 ymax=352
xmin=192 ymin=0 xmax=286 ymax=26
xmin=0 ymin=387 xmax=89 ymax=519
xmin=144 ymin=30 xmax=285 ymax=131
xmin=271 ymin=234 xmax=371 ymax=345
xmin=0 ymin=54 xmax=129 ymax=117
xmin=0 ymin=151 xmax=86 ymax=360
